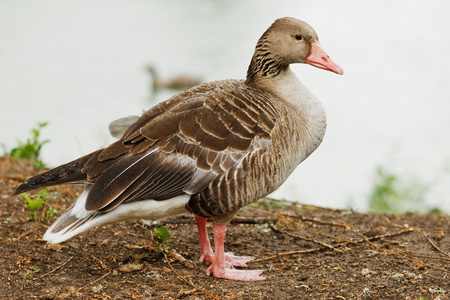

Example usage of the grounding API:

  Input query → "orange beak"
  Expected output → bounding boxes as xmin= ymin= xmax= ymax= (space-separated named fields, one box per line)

xmin=306 ymin=42 xmax=343 ymax=75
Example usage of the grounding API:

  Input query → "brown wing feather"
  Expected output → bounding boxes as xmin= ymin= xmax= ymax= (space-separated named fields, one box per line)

xmin=13 ymin=150 xmax=101 ymax=195
xmin=89 ymin=150 xmax=197 ymax=212
xmin=85 ymin=151 xmax=157 ymax=211
xmin=82 ymin=80 xmax=279 ymax=213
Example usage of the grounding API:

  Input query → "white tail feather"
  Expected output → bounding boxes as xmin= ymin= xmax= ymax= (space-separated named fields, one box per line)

xmin=43 ymin=185 xmax=190 ymax=244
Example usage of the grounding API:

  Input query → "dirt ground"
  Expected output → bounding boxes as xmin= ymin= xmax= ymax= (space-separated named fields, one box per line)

xmin=1 ymin=155 xmax=449 ymax=299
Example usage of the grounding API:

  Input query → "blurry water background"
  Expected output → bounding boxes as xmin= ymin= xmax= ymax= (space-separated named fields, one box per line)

xmin=1 ymin=0 xmax=449 ymax=212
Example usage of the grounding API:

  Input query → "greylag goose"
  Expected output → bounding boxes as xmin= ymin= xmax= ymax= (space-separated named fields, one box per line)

xmin=147 ymin=65 xmax=202 ymax=91
xmin=14 ymin=17 xmax=343 ymax=281
xmin=147 ymin=65 xmax=202 ymax=102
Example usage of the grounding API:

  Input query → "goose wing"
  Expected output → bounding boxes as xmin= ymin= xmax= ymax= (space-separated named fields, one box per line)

xmin=83 ymin=80 xmax=278 ymax=212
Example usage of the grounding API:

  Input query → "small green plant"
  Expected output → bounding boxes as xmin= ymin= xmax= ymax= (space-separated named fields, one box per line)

xmin=368 ymin=166 xmax=428 ymax=214
xmin=45 ymin=207 xmax=58 ymax=220
xmin=30 ymin=266 xmax=40 ymax=273
xmin=10 ymin=122 xmax=49 ymax=169
xmin=24 ymin=266 xmax=40 ymax=280
xmin=64 ymin=244 xmax=78 ymax=250
xmin=154 ymin=226 xmax=171 ymax=254
xmin=2 ymin=217 xmax=14 ymax=223
xmin=24 ymin=189 xmax=47 ymax=221
xmin=23 ymin=189 xmax=58 ymax=221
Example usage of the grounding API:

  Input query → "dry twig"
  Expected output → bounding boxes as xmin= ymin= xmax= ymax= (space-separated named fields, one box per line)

xmin=251 ymin=248 xmax=322 ymax=263
xmin=270 ymin=223 xmax=343 ymax=253
xmin=163 ymin=252 xmax=223 ymax=300
xmin=420 ymin=229 xmax=450 ymax=258
xmin=61 ymin=272 xmax=110 ymax=300
xmin=405 ymin=253 xmax=450 ymax=262
xmin=340 ymin=221 xmax=450 ymax=274
xmin=34 ymin=256 xmax=73 ymax=280
xmin=279 ymin=213 xmax=349 ymax=229
xmin=1 ymin=175 xmax=25 ymax=181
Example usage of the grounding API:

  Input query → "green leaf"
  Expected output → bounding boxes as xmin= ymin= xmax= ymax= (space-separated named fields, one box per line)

xmin=45 ymin=207 xmax=58 ymax=220
xmin=31 ymin=266 xmax=40 ymax=273
xmin=155 ymin=226 xmax=170 ymax=243
xmin=24 ymin=189 xmax=47 ymax=212
xmin=9 ymin=122 xmax=49 ymax=169
xmin=26 ymin=212 xmax=37 ymax=221
xmin=24 ymin=189 xmax=49 ymax=221
xmin=154 ymin=226 xmax=171 ymax=254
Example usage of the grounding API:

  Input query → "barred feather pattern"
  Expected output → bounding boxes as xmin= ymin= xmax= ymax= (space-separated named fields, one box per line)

xmin=246 ymin=34 xmax=287 ymax=82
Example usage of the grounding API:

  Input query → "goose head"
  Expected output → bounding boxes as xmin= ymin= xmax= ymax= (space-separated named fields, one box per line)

xmin=246 ymin=17 xmax=343 ymax=82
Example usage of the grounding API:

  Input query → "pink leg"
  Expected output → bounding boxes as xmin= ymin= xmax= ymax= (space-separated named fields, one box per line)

xmin=207 ymin=223 xmax=265 ymax=281
xmin=195 ymin=216 xmax=214 ymax=264
xmin=194 ymin=216 xmax=255 ymax=267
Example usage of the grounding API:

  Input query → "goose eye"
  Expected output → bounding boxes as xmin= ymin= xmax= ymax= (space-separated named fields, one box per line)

xmin=294 ymin=34 xmax=303 ymax=41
